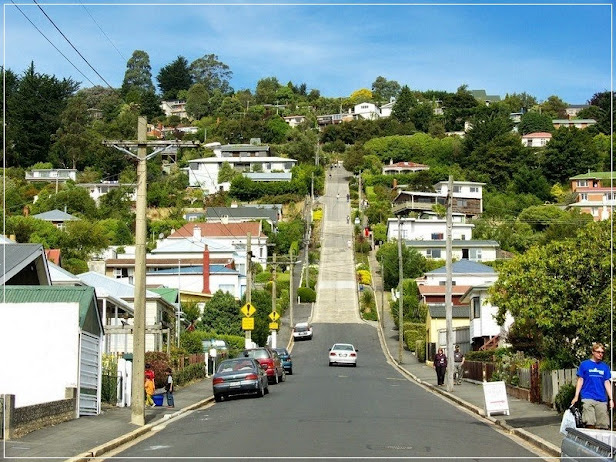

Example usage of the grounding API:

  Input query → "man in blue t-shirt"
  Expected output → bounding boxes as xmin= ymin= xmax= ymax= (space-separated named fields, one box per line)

xmin=571 ymin=342 xmax=614 ymax=429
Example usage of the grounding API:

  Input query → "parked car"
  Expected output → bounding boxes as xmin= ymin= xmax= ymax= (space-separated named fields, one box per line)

xmin=212 ymin=358 xmax=269 ymax=402
xmin=273 ymin=347 xmax=293 ymax=375
xmin=328 ymin=343 xmax=358 ymax=367
xmin=292 ymin=322 xmax=313 ymax=340
xmin=238 ymin=347 xmax=286 ymax=384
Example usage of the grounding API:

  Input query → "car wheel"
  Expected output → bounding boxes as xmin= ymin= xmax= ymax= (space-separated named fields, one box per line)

xmin=352 ymin=363 xmax=357 ymax=367
xmin=264 ymin=383 xmax=269 ymax=395
xmin=257 ymin=383 xmax=264 ymax=397
xmin=288 ymin=368 xmax=293 ymax=375
xmin=214 ymin=393 xmax=223 ymax=402
xmin=274 ymin=371 xmax=279 ymax=384
xmin=280 ymin=369 xmax=286 ymax=382
xmin=329 ymin=361 xmax=333 ymax=367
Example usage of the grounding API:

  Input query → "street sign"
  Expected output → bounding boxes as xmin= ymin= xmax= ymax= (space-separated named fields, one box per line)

xmin=242 ymin=317 xmax=255 ymax=331
xmin=240 ymin=303 xmax=256 ymax=317
xmin=268 ymin=311 xmax=280 ymax=322
xmin=269 ymin=322 xmax=279 ymax=330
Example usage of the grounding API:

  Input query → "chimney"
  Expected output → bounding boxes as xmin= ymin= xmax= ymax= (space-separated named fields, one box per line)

xmin=389 ymin=159 xmax=393 ymax=165
xmin=221 ymin=215 xmax=229 ymax=225
xmin=202 ymin=245 xmax=211 ymax=294
xmin=193 ymin=225 xmax=202 ymax=240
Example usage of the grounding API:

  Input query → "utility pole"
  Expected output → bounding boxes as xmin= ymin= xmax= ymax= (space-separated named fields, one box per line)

xmin=103 ymin=118 xmax=199 ymax=426
xmin=445 ymin=175 xmax=454 ymax=392
xmin=380 ymin=257 xmax=385 ymax=329
xmin=271 ymin=253 xmax=277 ymax=348
xmin=245 ymin=233 xmax=252 ymax=349
xmin=358 ymin=171 xmax=362 ymax=211
xmin=397 ymin=216 xmax=404 ymax=364
xmin=289 ymin=248 xmax=294 ymax=327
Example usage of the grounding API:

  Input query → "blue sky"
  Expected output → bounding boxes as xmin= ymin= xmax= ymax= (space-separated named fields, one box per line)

xmin=3 ymin=1 xmax=612 ymax=104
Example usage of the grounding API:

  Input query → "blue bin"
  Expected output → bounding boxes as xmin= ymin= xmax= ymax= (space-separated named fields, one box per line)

xmin=152 ymin=394 xmax=164 ymax=406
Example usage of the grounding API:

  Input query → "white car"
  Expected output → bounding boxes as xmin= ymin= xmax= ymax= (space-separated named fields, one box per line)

xmin=328 ymin=343 xmax=358 ymax=367
xmin=292 ymin=322 xmax=313 ymax=340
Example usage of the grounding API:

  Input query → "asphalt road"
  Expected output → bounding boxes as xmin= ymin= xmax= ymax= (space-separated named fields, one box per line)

xmin=108 ymin=322 xmax=543 ymax=460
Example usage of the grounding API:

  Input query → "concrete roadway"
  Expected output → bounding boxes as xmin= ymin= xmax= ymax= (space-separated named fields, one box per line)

xmin=105 ymin=168 xmax=545 ymax=461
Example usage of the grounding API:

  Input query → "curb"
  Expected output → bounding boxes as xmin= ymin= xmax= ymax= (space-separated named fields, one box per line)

xmin=66 ymin=397 xmax=215 ymax=462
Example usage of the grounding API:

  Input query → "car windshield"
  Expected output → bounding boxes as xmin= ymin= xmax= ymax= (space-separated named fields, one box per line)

xmin=295 ymin=325 xmax=309 ymax=332
xmin=333 ymin=344 xmax=354 ymax=351
xmin=244 ymin=349 xmax=269 ymax=359
xmin=274 ymin=349 xmax=288 ymax=355
xmin=217 ymin=359 xmax=255 ymax=372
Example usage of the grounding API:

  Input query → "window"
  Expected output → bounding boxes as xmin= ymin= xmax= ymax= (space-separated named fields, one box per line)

xmin=579 ymin=193 xmax=588 ymax=201
xmin=453 ymin=186 xmax=461 ymax=193
xmin=592 ymin=207 xmax=599 ymax=216
xmin=426 ymin=248 xmax=441 ymax=258
xmin=469 ymin=186 xmax=479 ymax=193
xmin=439 ymin=280 xmax=456 ymax=286
xmin=470 ymin=248 xmax=482 ymax=261
xmin=578 ymin=180 xmax=588 ymax=187
xmin=431 ymin=233 xmax=444 ymax=240
xmin=218 ymin=284 xmax=235 ymax=294
xmin=473 ymin=297 xmax=481 ymax=319
xmin=457 ymin=199 xmax=467 ymax=207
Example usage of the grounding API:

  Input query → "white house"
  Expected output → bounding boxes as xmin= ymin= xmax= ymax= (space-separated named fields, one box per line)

xmin=160 ymin=100 xmax=188 ymax=119
xmin=0 ymin=286 xmax=103 ymax=414
xmin=77 ymin=181 xmax=137 ymax=204
xmin=379 ymin=97 xmax=396 ymax=118
xmin=185 ymin=143 xmax=297 ymax=193
xmin=353 ymin=102 xmax=380 ymax=120
xmin=521 ymin=132 xmax=552 ymax=148
xmin=283 ymin=115 xmax=307 ymax=127
xmin=460 ymin=284 xmax=513 ymax=350
xmin=25 ymin=168 xmax=77 ymax=183
xmin=386 ymin=217 xmax=474 ymax=242
xmin=404 ymin=239 xmax=499 ymax=262
xmin=419 ymin=260 xmax=498 ymax=288
xmin=382 ymin=160 xmax=430 ymax=175
xmin=552 ymin=119 xmax=597 ymax=130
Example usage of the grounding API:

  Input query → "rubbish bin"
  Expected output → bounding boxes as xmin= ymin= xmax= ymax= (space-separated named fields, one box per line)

xmin=152 ymin=394 xmax=164 ymax=406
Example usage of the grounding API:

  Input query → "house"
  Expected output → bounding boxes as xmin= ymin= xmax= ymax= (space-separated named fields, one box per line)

xmin=418 ymin=260 xmax=498 ymax=288
xmin=425 ymin=305 xmax=471 ymax=361
xmin=386 ymin=217 xmax=474 ymax=242
xmin=283 ymin=115 xmax=307 ymax=128
xmin=392 ymin=180 xmax=484 ymax=218
xmin=204 ymin=206 xmax=281 ymax=228
xmin=469 ymin=89 xmax=501 ymax=105
xmin=145 ymin=264 xmax=243 ymax=299
xmin=552 ymin=119 xmax=597 ymax=129
xmin=78 ymin=272 xmax=177 ymax=352
xmin=0 ymin=243 xmax=51 ymax=285
xmin=382 ymin=160 xmax=430 ymax=175
xmin=565 ymin=104 xmax=590 ymax=119
xmin=168 ymin=221 xmax=268 ymax=266
xmin=160 ymin=100 xmax=188 ymax=119
xmin=317 ymin=113 xmax=353 ymax=129
xmin=521 ymin=132 xmax=552 ymax=148
xmin=0 ymin=285 xmax=103 ymax=415
xmin=404 ymin=239 xmax=499 ymax=262
xmin=568 ymin=171 xmax=616 ymax=221
xmin=76 ymin=181 xmax=137 ymax=204
xmin=353 ymin=102 xmax=380 ymax=120
xmin=25 ymin=168 xmax=77 ymax=183
xmin=185 ymin=143 xmax=297 ymax=193
xmin=461 ymin=284 xmax=514 ymax=351
xmin=32 ymin=209 xmax=79 ymax=230
xmin=379 ymin=97 xmax=396 ymax=118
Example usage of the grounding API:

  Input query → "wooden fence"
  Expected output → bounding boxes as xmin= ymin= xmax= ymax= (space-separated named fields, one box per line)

xmin=540 ymin=368 xmax=577 ymax=407
xmin=464 ymin=361 xmax=495 ymax=382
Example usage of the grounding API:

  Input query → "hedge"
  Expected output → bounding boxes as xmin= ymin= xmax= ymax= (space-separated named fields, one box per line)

xmin=415 ymin=340 xmax=426 ymax=362
xmin=297 ymin=287 xmax=316 ymax=303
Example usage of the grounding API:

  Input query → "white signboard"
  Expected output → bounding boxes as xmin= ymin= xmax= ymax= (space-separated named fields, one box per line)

xmin=482 ymin=381 xmax=510 ymax=416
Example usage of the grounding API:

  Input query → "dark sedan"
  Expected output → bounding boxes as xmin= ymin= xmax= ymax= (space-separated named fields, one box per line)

xmin=212 ymin=358 xmax=269 ymax=402
xmin=273 ymin=347 xmax=293 ymax=375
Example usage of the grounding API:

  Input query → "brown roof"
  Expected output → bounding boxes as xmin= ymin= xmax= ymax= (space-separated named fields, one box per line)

xmin=522 ymin=132 xmax=552 ymax=138
xmin=384 ymin=161 xmax=429 ymax=169
xmin=169 ymin=222 xmax=265 ymax=239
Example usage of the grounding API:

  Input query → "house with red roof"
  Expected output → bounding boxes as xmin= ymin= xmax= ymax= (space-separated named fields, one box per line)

xmin=521 ymin=132 xmax=552 ymax=148
xmin=382 ymin=160 xmax=430 ymax=175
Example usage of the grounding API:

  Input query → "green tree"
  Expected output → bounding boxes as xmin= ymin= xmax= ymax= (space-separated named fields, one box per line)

xmin=349 ymin=88 xmax=373 ymax=105
xmin=539 ymin=95 xmax=567 ymax=119
xmin=442 ymin=85 xmax=479 ymax=131
xmin=542 ymin=127 xmax=600 ymax=184
xmin=185 ymin=83 xmax=210 ymax=119
xmin=33 ymin=185 xmax=98 ymax=219
xmin=491 ymin=221 xmax=612 ymax=366
xmin=255 ymin=77 xmax=281 ymax=104
xmin=218 ymin=161 xmax=238 ymax=184
xmin=502 ymin=92 xmax=538 ymax=113
xmin=121 ymin=50 xmax=155 ymax=96
xmin=410 ymin=103 xmax=433 ymax=133
xmin=200 ymin=290 xmax=241 ymax=335
xmin=5 ymin=215 xmax=63 ymax=247
xmin=99 ymin=218 xmax=133 ymax=245
xmin=371 ymin=76 xmax=401 ymax=104
xmin=375 ymin=241 xmax=427 ymax=290
xmin=391 ymin=85 xmax=417 ymax=124
xmin=583 ymin=91 xmax=614 ymax=135
xmin=157 ymin=56 xmax=193 ymax=100
xmin=63 ymin=219 xmax=111 ymax=261
xmin=518 ymin=111 xmax=553 ymax=135
xmin=50 ymin=95 xmax=91 ymax=169
xmin=190 ymin=53 xmax=233 ymax=95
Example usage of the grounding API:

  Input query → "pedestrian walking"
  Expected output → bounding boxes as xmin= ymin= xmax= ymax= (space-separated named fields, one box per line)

xmin=346 ymin=215 xmax=350 ymax=224
xmin=453 ymin=345 xmax=465 ymax=385
xmin=571 ymin=342 xmax=614 ymax=429
xmin=165 ymin=367 xmax=175 ymax=408
xmin=434 ymin=348 xmax=447 ymax=386
xmin=145 ymin=363 xmax=155 ymax=407
xmin=337 ymin=193 xmax=340 ymax=201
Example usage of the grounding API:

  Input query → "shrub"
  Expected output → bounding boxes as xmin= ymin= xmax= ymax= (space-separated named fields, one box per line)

xmin=403 ymin=323 xmax=424 ymax=352
xmin=466 ymin=350 xmax=496 ymax=362
xmin=297 ymin=287 xmax=316 ymax=302
xmin=555 ymin=383 xmax=576 ymax=413
xmin=357 ymin=269 xmax=372 ymax=285
xmin=180 ymin=331 xmax=207 ymax=354
xmin=175 ymin=362 xmax=206 ymax=386
xmin=144 ymin=351 xmax=171 ymax=388
xmin=416 ymin=340 xmax=426 ymax=362
xmin=255 ymin=271 xmax=272 ymax=283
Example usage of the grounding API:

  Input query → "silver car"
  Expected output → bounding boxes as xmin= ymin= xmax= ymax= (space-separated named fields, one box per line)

xmin=328 ymin=343 xmax=358 ymax=367
xmin=212 ymin=358 xmax=269 ymax=402
xmin=292 ymin=322 xmax=313 ymax=340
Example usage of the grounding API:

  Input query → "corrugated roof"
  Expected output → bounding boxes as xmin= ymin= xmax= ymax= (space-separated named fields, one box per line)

xmin=418 ymin=285 xmax=472 ymax=296
xmin=146 ymin=265 xmax=238 ymax=275
xmin=0 ymin=243 xmax=47 ymax=282
xmin=169 ymin=222 xmax=266 ymax=239
xmin=48 ymin=261 xmax=81 ymax=284
xmin=149 ymin=287 xmax=179 ymax=305
xmin=206 ymin=207 xmax=278 ymax=222
xmin=405 ymin=240 xmax=499 ymax=248
xmin=1 ymin=285 xmax=101 ymax=334
xmin=151 ymin=238 xmax=233 ymax=254
xmin=243 ymin=172 xmax=292 ymax=182
xmin=427 ymin=260 xmax=496 ymax=275
xmin=428 ymin=304 xmax=470 ymax=318
xmin=78 ymin=271 xmax=162 ymax=300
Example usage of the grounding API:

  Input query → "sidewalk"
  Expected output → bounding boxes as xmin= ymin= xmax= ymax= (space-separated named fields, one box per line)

xmin=367 ymin=249 xmax=563 ymax=458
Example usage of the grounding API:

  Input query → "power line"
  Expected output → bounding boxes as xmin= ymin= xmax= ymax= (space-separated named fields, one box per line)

xmin=32 ymin=0 xmax=114 ymax=89
xmin=78 ymin=0 xmax=126 ymax=62
xmin=9 ymin=0 xmax=96 ymax=87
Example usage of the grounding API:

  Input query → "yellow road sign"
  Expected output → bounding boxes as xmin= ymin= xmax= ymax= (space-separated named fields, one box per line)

xmin=240 ymin=303 xmax=256 ymax=317
xmin=268 ymin=322 xmax=279 ymax=330
xmin=268 ymin=311 xmax=280 ymax=322
xmin=242 ymin=317 xmax=255 ymax=331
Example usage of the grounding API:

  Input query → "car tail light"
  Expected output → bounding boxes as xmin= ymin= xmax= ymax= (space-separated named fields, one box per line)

xmin=350 ymin=353 xmax=357 ymax=357
xmin=213 ymin=377 xmax=225 ymax=384
xmin=330 ymin=352 xmax=336 ymax=356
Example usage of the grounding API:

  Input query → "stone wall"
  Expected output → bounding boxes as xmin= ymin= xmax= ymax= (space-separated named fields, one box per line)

xmin=3 ymin=388 xmax=77 ymax=439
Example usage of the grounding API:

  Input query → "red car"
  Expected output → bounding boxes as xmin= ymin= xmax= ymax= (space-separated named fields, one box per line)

xmin=238 ymin=347 xmax=286 ymax=384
